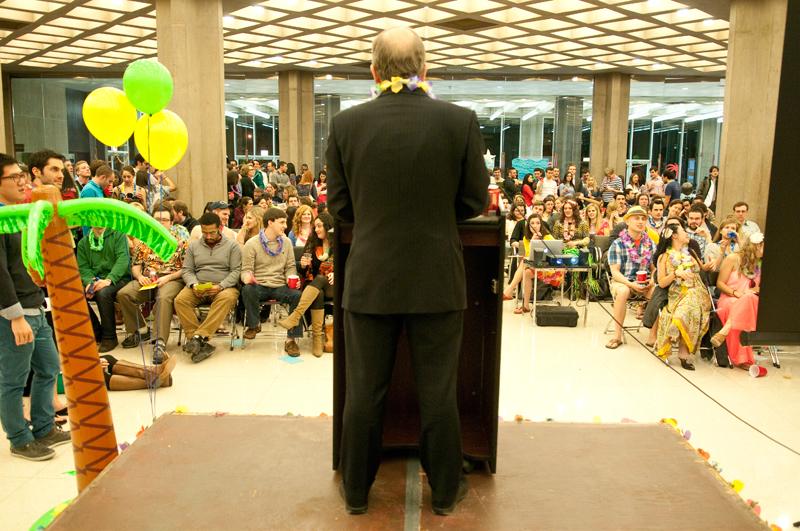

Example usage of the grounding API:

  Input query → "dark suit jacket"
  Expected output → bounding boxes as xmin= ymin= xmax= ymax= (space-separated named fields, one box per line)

xmin=326 ymin=89 xmax=488 ymax=314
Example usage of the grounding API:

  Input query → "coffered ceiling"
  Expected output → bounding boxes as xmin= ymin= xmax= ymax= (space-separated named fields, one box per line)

xmin=0 ymin=0 xmax=729 ymax=77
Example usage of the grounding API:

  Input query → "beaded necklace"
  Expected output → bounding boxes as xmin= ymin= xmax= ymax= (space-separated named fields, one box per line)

xmin=619 ymin=229 xmax=652 ymax=267
xmin=370 ymin=76 xmax=434 ymax=99
xmin=259 ymin=230 xmax=283 ymax=257
xmin=88 ymin=231 xmax=105 ymax=251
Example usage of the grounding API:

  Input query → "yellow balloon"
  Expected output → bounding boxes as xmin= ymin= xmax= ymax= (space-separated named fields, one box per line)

xmin=133 ymin=110 xmax=188 ymax=171
xmin=82 ymin=87 xmax=137 ymax=147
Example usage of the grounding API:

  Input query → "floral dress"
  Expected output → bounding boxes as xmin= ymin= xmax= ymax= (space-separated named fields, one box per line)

xmin=656 ymin=248 xmax=712 ymax=359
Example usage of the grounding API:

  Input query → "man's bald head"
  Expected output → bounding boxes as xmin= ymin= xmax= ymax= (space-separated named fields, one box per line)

xmin=371 ymin=27 xmax=426 ymax=81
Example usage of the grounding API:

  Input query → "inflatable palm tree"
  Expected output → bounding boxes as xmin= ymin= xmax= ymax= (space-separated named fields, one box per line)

xmin=0 ymin=185 xmax=176 ymax=491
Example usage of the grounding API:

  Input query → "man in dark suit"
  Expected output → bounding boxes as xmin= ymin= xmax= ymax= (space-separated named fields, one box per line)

xmin=327 ymin=27 xmax=487 ymax=516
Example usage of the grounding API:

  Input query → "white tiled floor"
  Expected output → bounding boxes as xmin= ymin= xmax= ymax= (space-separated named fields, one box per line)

xmin=2 ymin=303 xmax=799 ymax=530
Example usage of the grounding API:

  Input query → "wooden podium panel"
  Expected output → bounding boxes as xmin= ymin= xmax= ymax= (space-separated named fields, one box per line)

xmin=333 ymin=216 xmax=504 ymax=472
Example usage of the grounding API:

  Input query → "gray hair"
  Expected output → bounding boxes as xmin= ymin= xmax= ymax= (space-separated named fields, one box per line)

xmin=371 ymin=27 xmax=426 ymax=80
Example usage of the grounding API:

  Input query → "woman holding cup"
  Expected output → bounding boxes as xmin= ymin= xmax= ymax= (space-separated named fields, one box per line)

xmin=278 ymin=212 xmax=336 ymax=357
xmin=654 ymin=217 xmax=712 ymax=370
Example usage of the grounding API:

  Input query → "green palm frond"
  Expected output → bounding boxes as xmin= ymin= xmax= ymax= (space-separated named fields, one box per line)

xmin=57 ymin=199 xmax=177 ymax=261
xmin=21 ymin=201 xmax=54 ymax=278
xmin=0 ymin=203 xmax=32 ymax=234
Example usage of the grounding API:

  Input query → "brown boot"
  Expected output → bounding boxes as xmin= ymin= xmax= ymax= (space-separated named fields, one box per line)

xmin=324 ymin=322 xmax=333 ymax=353
xmin=112 ymin=354 xmax=176 ymax=388
xmin=278 ymin=286 xmax=320 ymax=330
xmin=311 ymin=309 xmax=325 ymax=358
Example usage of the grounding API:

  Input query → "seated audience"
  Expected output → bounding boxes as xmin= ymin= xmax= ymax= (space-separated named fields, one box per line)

xmin=232 ymin=196 xmax=253 ymax=230
xmin=537 ymin=168 xmax=559 ymax=199
xmin=506 ymin=205 xmax=526 ymax=241
xmin=240 ymin=208 xmax=304 ymax=356
xmin=227 ymin=169 xmax=241 ymax=205
xmin=503 ymin=213 xmax=563 ymax=314
xmin=173 ymin=200 xmax=198 ymax=233
xmin=579 ymin=171 xmax=602 ymax=206
xmin=176 ymin=212 xmax=242 ymax=363
xmin=315 ymin=171 xmax=328 ymax=204
xmin=663 ymin=168 xmax=681 ymax=201
xmin=613 ymin=191 xmax=628 ymax=217
xmin=600 ymin=167 xmax=623 ymax=205
xmin=685 ymin=204 xmax=715 ymax=266
xmin=239 ymin=164 xmax=256 ymax=199
xmin=733 ymin=201 xmax=761 ymax=239
xmin=654 ymin=217 xmax=712 ymax=370
xmin=77 ymin=227 xmax=131 ymax=352
xmin=277 ymin=212 xmax=336 ymax=357
xmin=714 ymin=232 xmax=764 ymax=369
xmin=113 ymin=165 xmax=147 ymax=205
xmin=705 ymin=215 xmax=741 ymax=272
xmin=288 ymin=204 xmax=314 ymax=247
xmin=190 ymin=201 xmax=236 ymax=241
xmin=628 ymin=172 xmax=646 ymax=195
xmin=558 ymin=171 xmax=576 ymax=197
xmin=236 ymin=206 xmax=265 ymax=247
xmin=606 ymin=206 xmax=656 ymax=349
xmin=552 ymin=199 xmax=589 ymax=248
xmin=667 ymin=199 xmax=684 ymax=220
xmin=636 ymin=193 xmax=650 ymax=210
xmin=520 ymin=173 xmax=536 ymax=207
xmin=296 ymin=170 xmax=317 ymax=199
xmin=585 ymin=203 xmax=608 ymax=236
xmin=648 ymin=199 xmax=665 ymax=232
xmin=117 ymin=207 xmax=190 ymax=364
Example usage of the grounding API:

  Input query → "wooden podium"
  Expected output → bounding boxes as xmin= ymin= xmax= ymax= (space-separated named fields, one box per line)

xmin=332 ymin=215 xmax=504 ymax=472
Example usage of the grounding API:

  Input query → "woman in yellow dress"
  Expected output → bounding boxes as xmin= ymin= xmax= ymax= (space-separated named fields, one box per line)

xmin=655 ymin=217 xmax=712 ymax=370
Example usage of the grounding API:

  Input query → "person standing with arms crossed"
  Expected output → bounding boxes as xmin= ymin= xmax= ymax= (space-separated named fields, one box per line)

xmin=327 ymin=27 xmax=487 ymax=516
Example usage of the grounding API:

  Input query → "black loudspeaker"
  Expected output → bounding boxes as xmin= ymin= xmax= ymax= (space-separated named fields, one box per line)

xmin=535 ymin=305 xmax=579 ymax=327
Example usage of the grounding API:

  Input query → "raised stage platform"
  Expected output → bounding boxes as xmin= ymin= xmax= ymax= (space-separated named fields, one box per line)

xmin=49 ymin=414 xmax=765 ymax=530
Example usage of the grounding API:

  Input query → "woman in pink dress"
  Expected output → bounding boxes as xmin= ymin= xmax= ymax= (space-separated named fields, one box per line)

xmin=713 ymin=232 xmax=764 ymax=368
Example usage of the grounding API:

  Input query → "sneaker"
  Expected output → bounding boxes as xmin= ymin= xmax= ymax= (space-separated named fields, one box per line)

xmin=122 ymin=330 xmax=151 ymax=349
xmin=152 ymin=339 xmax=167 ymax=365
xmin=10 ymin=440 xmax=54 ymax=461
xmin=243 ymin=326 xmax=261 ymax=340
xmin=35 ymin=426 xmax=72 ymax=449
xmin=98 ymin=338 xmax=118 ymax=353
xmin=432 ymin=477 xmax=468 ymax=516
xmin=182 ymin=336 xmax=203 ymax=355
xmin=284 ymin=339 xmax=300 ymax=357
xmin=191 ymin=340 xmax=216 ymax=363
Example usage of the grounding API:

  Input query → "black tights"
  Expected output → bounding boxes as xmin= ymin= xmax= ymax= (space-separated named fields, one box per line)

xmin=308 ymin=275 xmax=332 ymax=309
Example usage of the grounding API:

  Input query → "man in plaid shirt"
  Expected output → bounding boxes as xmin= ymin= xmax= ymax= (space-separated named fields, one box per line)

xmin=606 ymin=206 xmax=655 ymax=349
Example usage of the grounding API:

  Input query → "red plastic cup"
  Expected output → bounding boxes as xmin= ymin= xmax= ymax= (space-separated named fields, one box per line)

xmin=287 ymin=275 xmax=300 ymax=289
xmin=749 ymin=365 xmax=767 ymax=378
xmin=636 ymin=270 xmax=647 ymax=283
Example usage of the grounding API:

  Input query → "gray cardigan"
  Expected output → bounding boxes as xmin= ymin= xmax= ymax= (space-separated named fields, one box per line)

xmin=182 ymin=235 xmax=242 ymax=289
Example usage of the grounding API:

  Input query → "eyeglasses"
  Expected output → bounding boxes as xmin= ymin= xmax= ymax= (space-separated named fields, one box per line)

xmin=1 ymin=172 xmax=26 ymax=184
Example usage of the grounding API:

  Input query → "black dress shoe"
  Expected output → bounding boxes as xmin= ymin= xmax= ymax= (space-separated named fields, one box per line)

xmin=432 ymin=477 xmax=468 ymax=516
xmin=680 ymin=359 xmax=696 ymax=371
xmin=338 ymin=481 xmax=367 ymax=515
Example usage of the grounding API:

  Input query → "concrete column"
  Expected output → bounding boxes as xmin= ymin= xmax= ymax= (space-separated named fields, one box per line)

xmin=156 ymin=0 xmax=226 ymax=216
xmin=718 ymin=0 xmax=787 ymax=228
xmin=589 ymin=73 xmax=630 ymax=182
xmin=552 ymin=96 xmax=582 ymax=170
xmin=279 ymin=71 xmax=314 ymax=170
xmin=0 ymin=67 xmax=11 ymax=155
xmin=519 ymin=115 xmax=543 ymax=159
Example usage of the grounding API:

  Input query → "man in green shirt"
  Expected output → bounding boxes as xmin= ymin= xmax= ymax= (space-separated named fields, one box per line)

xmin=76 ymin=227 xmax=131 ymax=352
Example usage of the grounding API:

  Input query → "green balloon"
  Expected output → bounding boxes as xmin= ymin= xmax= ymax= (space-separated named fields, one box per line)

xmin=123 ymin=59 xmax=174 ymax=115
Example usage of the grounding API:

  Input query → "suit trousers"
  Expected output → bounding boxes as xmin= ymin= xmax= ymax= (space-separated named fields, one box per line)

xmin=174 ymin=287 xmax=240 ymax=339
xmin=117 ymin=279 xmax=185 ymax=343
xmin=341 ymin=310 xmax=464 ymax=508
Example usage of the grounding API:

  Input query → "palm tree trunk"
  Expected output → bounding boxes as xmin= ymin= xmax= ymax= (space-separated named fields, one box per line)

xmin=33 ymin=186 xmax=118 ymax=492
